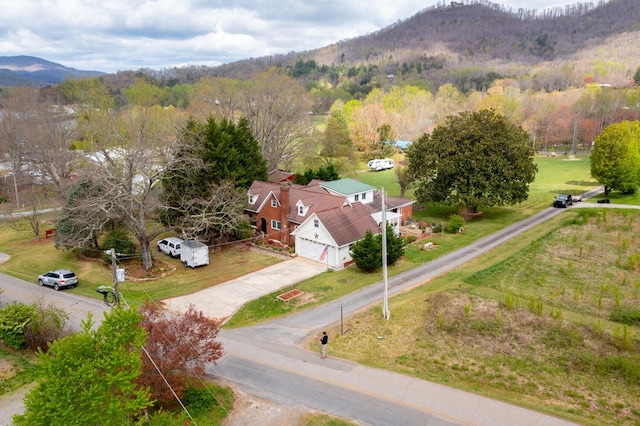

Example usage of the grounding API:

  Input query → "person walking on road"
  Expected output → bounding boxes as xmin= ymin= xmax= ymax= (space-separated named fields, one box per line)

xmin=320 ymin=331 xmax=328 ymax=359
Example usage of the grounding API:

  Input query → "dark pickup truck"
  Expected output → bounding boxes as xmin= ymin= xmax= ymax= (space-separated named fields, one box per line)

xmin=553 ymin=194 xmax=573 ymax=208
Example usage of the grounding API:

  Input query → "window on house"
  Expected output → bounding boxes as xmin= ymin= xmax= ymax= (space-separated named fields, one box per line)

xmin=314 ymin=219 xmax=319 ymax=228
xmin=362 ymin=192 xmax=367 ymax=200
xmin=271 ymin=220 xmax=281 ymax=230
xmin=298 ymin=206 xmax=304 ymax=215
xmin=271 ymin=199 xmax=277 ymax=208
xmin=354 ymin=194 xmax=359 ymax=201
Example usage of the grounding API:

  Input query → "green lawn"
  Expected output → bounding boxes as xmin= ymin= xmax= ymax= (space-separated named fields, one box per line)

xmin=0 ymin=218 xmax=283 ymax=305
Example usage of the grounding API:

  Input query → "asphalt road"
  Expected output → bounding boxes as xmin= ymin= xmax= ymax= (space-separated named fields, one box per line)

xmin=0 ymin=273 xmax=108 ymax=331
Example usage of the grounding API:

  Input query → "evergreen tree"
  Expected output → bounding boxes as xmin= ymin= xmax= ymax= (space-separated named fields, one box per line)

xmin=350 ymin=225 xmax=405 ymax=273
xmin=350 ymin=229 xmax=381 ymax=272
xmin=293 ymin=164 xmax=340 ymax=185
xmin=54 ymin=176 xmax=113 ymax=251
xmin=384 ymin=223 xmax=405 ymax=266
xmin=320 ymin=109 xmax=354 ymax=163
xmin=161 ymin=117 xmax=268 ymax=241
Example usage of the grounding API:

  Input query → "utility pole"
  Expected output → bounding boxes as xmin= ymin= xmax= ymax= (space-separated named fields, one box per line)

xmin=381 ymin=188 xmax=389 ymax=320
xmin=111 ymin=248 xmax=120 ymax=305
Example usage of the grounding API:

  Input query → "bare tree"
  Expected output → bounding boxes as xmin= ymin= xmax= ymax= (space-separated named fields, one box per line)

xmin=0 ymin=88 xmax=78 ymax=203
xmin=0 ymin=88 xmax=39 ymax=206
xmin=239 ymin=68 xmax=312 ymax=171
xmin=78 ymin=105 xmax=184 ymax=271
xmin=188 ymin=76 xmax=243 ymax=122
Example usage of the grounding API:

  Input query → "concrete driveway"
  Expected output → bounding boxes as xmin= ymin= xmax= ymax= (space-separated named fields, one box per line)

xmin=162 ymin=256 xmax=328 ymax=322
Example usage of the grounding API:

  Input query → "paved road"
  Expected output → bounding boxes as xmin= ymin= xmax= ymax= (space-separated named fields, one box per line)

xmin=0 ymin=273 xmax=108 ymax=331
xmin=230 ymin=187 xmax=605 ymax=346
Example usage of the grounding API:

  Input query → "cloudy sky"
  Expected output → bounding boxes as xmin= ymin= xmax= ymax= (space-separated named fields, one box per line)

xmin=1 ymin=0 xmax=576 ymax=73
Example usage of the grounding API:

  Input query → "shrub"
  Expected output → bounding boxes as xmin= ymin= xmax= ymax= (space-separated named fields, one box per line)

xmin=0 ymin=303 xmax=35 ymax=350
xmin=101 ymin=226 xmax=137 ymax=262
xmin=403 ymin=235 xmax=417 ymax=245
xmin=182 ymin=386 xmax=216 ymax=416
xmin=610 ymin=305 xmax=640 ymax=325
xmin=24 ymin=302 xmax=70 ymax=351
xmin=446 ymin=214 xmax=465 ymax=233
xmin=0 ymin=301 xmax=69 ymax=351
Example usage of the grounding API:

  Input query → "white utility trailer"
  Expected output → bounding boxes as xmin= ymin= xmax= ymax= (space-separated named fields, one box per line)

xmin=180 ymin=240 xmax=209 ymax=268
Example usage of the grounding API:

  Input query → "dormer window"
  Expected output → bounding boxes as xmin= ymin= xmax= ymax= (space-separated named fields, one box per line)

xmin=296 ymin=200 xmax=307 ymax=216
xmin=248 ymin=193 xmax=257 ymax=204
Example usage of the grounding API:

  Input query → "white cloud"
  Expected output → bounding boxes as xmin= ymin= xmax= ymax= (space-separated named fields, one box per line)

xmin=0 ymin=1 xmax=582 ymax=73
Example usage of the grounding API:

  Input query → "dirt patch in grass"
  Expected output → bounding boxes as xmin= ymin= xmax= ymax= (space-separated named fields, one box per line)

xmin=0 ymin=359 xmax=16 ymax=382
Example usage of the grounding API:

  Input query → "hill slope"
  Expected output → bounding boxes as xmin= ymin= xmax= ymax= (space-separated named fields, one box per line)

xmin=206 ymin=0 xmax=639 ymax=90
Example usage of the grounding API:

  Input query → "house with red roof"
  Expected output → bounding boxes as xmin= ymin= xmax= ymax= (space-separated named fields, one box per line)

xmin=245 ymin=178 xmax=414 ymax=269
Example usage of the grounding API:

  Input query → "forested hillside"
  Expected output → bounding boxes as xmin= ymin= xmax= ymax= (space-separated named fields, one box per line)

xmin=153 ymin=0 xmax=640 ymax=93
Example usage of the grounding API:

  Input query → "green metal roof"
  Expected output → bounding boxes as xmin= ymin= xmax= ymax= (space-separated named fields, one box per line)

xmin=320 ymin=178 xmax=375 ymax=195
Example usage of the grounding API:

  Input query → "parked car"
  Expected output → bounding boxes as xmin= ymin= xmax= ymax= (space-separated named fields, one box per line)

xmin=37 ymin=269 xmax=78 ymax=291
xmin=553 ymin=194 xmax=573 ymax=208
xmin=157 ymin=237 xmax=183 ymax=257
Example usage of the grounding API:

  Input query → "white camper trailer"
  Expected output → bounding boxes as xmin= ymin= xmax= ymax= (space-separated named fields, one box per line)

xmin=180 ymin=240 xmax=209 ymax=268
xmin=367 ymin=158 xmax=394 ymax=171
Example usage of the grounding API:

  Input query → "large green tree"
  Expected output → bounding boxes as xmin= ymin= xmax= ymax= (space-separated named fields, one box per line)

xmin=160 ymin=117 xmax=267 ymax=242
xmin=14 ymin=308 xmax=152 ymax=426
xmin=591 ymin=120 xmax=640 ymax=195
xmin=407 ymin=109 xmax=537 ymax=213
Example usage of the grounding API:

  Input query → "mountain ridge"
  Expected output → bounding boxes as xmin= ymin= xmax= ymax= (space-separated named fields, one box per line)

xmin=0 ymin=55 xmax=104 ymax=87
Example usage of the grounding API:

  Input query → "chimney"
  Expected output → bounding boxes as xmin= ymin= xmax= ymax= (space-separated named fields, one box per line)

xmin=279 ymin=184 xmax=290 ymax=243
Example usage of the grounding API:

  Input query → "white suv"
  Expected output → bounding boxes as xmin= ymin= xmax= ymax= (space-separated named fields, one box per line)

xmin=157 ymin=237 xmax=183 ymax=257
xmin=38 ymin=269 xmax=78 ymax=291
